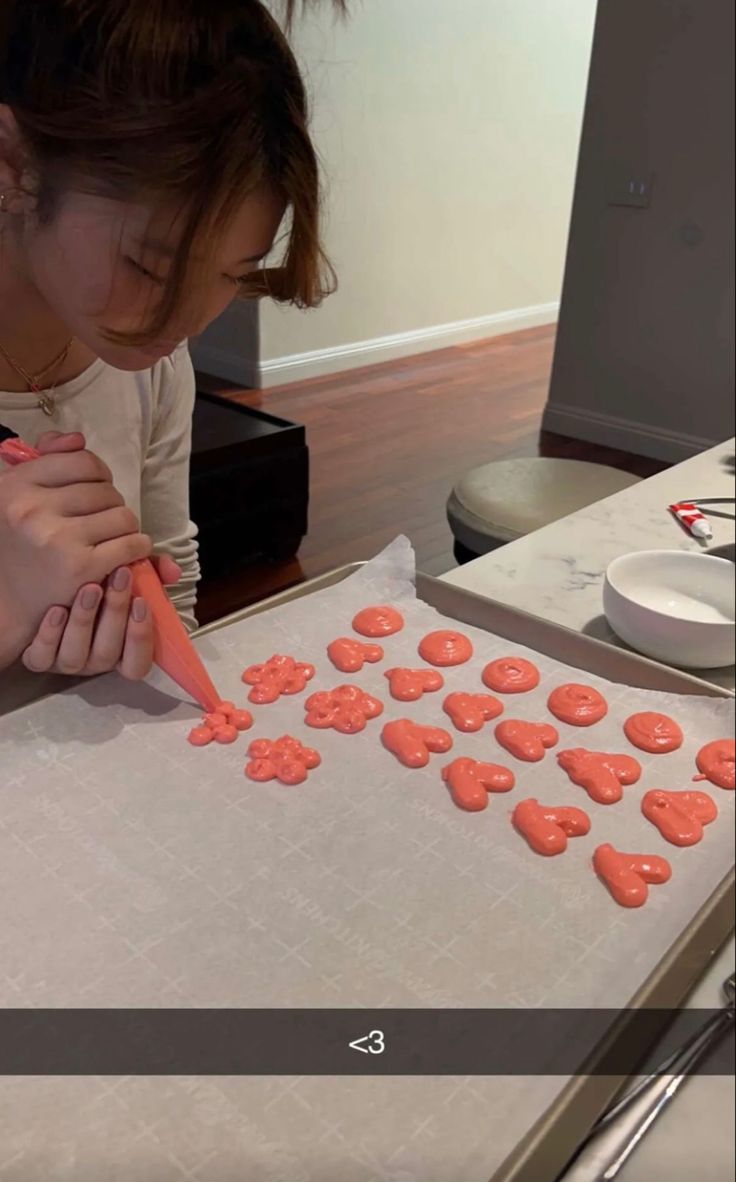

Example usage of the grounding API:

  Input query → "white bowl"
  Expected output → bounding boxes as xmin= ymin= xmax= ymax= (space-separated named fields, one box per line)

xmin=603 ymin=550 xmax=735 ymax=669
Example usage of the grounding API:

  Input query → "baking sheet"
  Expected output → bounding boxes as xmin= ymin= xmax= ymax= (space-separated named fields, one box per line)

xmin=1 ymin=536 xmax=734 ymax=1182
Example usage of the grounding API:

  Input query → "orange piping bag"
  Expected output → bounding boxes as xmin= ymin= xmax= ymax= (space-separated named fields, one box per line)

xmin=0 ymin=435 xmax=222 ymax=711
xmin=127 ymin=556 xmax=221 ymax=710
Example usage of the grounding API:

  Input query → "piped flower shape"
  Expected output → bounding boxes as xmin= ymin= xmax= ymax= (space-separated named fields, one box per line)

xmin=245 ymin=736 xmax=321 ymax=785
xmin=305 ymin=685 xmax=384 ymax=733
xmin=241 ymin=654 xmax=316 ymax=704
xmin=187 ymin=700 xmax=253 ymax=747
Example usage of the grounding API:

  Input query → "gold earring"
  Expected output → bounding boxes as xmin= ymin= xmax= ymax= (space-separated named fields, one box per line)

xmin=0 ymin=192 xmax=8 ymax=213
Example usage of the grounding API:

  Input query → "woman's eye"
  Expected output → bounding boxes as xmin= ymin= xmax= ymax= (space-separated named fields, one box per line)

xmin=126 ymin=257 xmax=165 ymax=285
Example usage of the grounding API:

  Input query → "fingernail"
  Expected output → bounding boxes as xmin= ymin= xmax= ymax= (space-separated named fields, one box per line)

xmin=81 ymin=587 xmax=102 ymax=611
xmin=48 ymin=606 xmax=67 ymax=627
xmin=111 ymin=567 xmax=131 ymax=592
xmin=132 ymin=597 xmax=147 ymax=623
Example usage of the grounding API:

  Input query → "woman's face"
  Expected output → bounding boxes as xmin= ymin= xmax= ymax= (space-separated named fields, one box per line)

xmin=19 ymin=183 xmax=285 ymax=370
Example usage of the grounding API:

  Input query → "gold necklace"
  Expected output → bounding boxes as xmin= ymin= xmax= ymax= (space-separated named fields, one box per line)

xmin=0 ymin=337 xmax=74 ymax=415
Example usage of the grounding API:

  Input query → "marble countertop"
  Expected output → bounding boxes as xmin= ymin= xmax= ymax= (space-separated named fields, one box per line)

xmin=440 ymin=438 xmax=735 ymax=1181
xmin=441 ymin=437 xmax=735 ymax=691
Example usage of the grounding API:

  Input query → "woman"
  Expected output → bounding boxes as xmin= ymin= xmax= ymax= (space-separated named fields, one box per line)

xmin=0 ymin=0 xmax=343 ymax=689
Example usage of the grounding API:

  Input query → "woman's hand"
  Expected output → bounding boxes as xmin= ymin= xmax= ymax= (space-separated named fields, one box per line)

xmin=21 ymin=556 xmax=182 ymax=680
xmin=0 ymin=431 xmax=153 ymax=667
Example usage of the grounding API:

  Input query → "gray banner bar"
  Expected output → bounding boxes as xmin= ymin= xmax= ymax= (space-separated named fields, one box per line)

xmin=1 ymin=1009 xmax=733 ymax=1075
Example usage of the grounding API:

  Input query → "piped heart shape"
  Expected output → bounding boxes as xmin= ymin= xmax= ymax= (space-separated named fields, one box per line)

xmin=641 ymin=789 xmax=718 ymax=846
xmin=327 ymin=637 xmax=384 ymax=673
xmin=381 ymin=719 xmax=453 ymax=768
xmin=495 ymin=720 xmax=559 ymax=762
xmin=441 ymin=757 xmax=515 ymax=811
xmin=384 ymin=667 xmax=444 ymax=701
xmin=442 ymin=692 xmax=504 ymax=733
xmin=513 ymin=798 xmax=591 ymax=856
xmin=557 ymin=748 xmax=642 ymax=804
xmin=593 ymin=842 xmax=671 ymax=908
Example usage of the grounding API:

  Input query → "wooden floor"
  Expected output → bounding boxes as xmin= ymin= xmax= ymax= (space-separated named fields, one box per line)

xmin=196 ymin=324 xmax=667 ymax=624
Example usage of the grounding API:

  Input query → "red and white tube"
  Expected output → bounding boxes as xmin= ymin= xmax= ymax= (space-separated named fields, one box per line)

xmin=669 ymin=501 xmax=713 ymax=539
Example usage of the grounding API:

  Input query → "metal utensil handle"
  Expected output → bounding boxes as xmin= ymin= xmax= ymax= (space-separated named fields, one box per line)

xmin=590 ymin=972 xmax=735 ymax=1137
xmin=590 ymin=1006 xmax=725 ymax=1135
xmin=595 ymin=1007 xmax=734 ymax=1180
xmin=560 ymin=1006 xmax=734 ymax=1182
xmin=680 ymin=497 xmax=736 ymax=505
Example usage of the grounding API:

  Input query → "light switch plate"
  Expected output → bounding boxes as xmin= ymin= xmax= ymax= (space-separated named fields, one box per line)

xmin=608 ymin=173 xmax=654 ymax=208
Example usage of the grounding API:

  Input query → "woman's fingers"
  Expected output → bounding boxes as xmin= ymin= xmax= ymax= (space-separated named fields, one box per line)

xmin=55 ymin=481 xmax=126 ymax=517
xmin=21 ymin=605 xmax=69 ymax=673
xmin=117 ymin=598 xmax=154 ymax=681
xmin=81 ymin=505 xmax=144 ymax=546
xmin=84 ymin=568 xmax=132 ymax=674
xmin=151 ymin=554 xmax=182 ymax=586
xmin=91 ymin=532 xmax=153 ymax=581
xmin=35 ymin=431 xmax=87 ymax=455
xmin=20 ymin=577 xmax=155 ymax=682
xmin=53 ymin=584 xmax=103 ymax=675
xmin=31 ymin=449 xmax=113 ymax=488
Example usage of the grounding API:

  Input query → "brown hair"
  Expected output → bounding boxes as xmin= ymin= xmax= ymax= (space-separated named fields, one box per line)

xmin=0 ymin=0 xmax=347 ymax=344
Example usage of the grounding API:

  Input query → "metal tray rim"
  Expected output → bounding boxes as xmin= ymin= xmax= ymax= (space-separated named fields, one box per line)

xmin=195 ymin=561 xmax=735 ymax=1182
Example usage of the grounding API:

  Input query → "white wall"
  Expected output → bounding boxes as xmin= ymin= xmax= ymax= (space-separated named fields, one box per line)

xmin=192 ymin=0 xmax=596 ymax=386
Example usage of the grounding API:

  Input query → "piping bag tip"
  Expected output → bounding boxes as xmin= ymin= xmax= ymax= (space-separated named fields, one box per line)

xmin=130 ymin=559 xmax=222 ymax=712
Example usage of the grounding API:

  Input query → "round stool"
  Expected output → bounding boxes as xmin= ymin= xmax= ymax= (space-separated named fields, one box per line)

xmin=447 ymin=457 xmax=642 ymax=561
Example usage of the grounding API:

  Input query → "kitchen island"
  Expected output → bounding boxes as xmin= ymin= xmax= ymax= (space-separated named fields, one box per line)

xmin=441 ymin=437 xmax=735 ymax=1181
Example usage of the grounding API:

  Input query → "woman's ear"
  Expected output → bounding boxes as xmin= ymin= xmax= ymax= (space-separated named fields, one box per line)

xmin=0 ymin=105 xmax=34 ymax=213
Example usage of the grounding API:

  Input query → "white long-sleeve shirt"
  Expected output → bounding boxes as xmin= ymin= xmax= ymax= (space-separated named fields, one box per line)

xmin=0 ymin=344 xmax=200 ymax=714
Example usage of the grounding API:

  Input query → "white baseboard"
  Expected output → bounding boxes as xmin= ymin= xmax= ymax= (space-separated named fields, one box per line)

xmin=542 ymin=402 xmax=717 ymax=463
xmin=188 ymin=341 xmax=260 ymax=389
xmin=257 ymin=302 xmax=559 ymax=387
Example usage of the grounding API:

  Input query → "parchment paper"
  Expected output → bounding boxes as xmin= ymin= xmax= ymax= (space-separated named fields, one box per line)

xmin=1 ymin=537 xmax=734 ymax=1181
